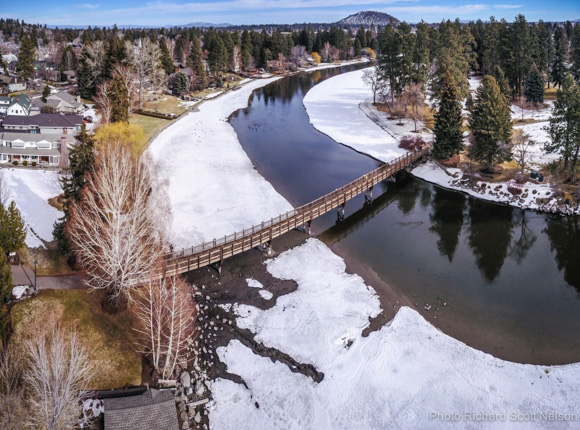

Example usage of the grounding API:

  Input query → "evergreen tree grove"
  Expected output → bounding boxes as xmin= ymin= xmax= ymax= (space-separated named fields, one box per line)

xmin=493 ymin=65 xmax=511 ymax=100
xmin=109 ymin=74 xmax=130 ymax=123
xmin=159 ymin=38 xmax=174 ymax=76
xmin=0 ymin=247 xmax=12 ymax=342
xmin=16 ymin=33 xmax=35 ymax=79
xmin=188 ymin=36 xmax=207 ymax=90
xmin=433 ymin=70 xmax=464 ymax=159
xmin=469 ymin=75 xmax=513 ymax=170
xmin=0 ymin=201 xmax=26 ymax=254
xmin=524 ymin=62 xmax=544 ymax=106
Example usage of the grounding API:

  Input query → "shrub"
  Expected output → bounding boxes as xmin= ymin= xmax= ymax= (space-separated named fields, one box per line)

xmin=31 ymin=161 xmax=37 ymax=167
xmin=399 ymin=135 xmax=426 ymax=151
xmin=12 ymin=160 xmax=18 ymax=166
xmin=23 ymin=160 xmax=28 ymax=166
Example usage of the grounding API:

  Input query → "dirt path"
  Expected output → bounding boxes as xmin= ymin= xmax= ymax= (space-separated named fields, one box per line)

xmin=11 ymin=264 xmax=84 ymax=290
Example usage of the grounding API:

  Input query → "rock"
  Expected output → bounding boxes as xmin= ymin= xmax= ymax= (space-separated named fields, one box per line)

xmin=194 ymin=412 xmax=202 ymax=423
xmin=195 ymin=382 xmax=205 ymax=397
xmin=178 ymin=401 xmax=185 ymax=412
xmin=180 ymin=411 xmax=188 ymax=422
xmin=182 ymin=421 xmax=189 ymax=430
xmin=180 ymin=371 xmax=191 ymax=388
xmin=185 ymin=386 xmax=193 ymax=396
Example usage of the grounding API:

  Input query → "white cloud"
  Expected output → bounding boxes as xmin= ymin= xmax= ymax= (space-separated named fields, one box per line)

xmin=76 ymin=3 xmax=101 ymax=9
xmin=493 ymin=4 xmax=522 ymax=9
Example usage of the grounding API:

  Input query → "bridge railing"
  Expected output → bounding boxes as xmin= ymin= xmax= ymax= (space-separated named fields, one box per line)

xmin=165 ymin=147 xmax=429 ymax=261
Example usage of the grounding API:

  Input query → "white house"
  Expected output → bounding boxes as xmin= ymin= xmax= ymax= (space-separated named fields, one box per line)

xmin=33 ymin=90 xmax=83 ymax=114
xmin=6 ymin=94 xmax=31 ymax=116
xmin=0 ymin=76 xmax=26 ymax=92
xmin=0 ymin=96 xmax=10 ymax=114
xmin=0 ymin=132 xmax=76 ymax=167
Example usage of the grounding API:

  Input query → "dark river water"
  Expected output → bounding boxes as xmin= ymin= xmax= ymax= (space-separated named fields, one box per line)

xmin=230 ymin=65 xmax=580 ymax=365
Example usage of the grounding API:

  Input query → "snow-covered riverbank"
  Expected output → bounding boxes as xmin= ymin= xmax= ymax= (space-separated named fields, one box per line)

xmin=0 ymin=168 xmax=62 ymax=248
xmin=148 ymin=77 xmax=293 ymax=250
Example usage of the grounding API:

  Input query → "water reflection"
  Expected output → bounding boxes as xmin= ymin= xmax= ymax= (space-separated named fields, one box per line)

xmin=545 ymin=216 xmax=580 ymax=291
xmin=429 ymin=187 xmax=466 ymax=262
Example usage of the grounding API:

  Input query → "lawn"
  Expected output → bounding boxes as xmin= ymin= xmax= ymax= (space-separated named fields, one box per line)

xmin=130 ymin=113 xmax=171 ymax=143
xmin=141 ymin=94 xmax=191 ymax=115
xmin=10 ymin=289 xmax=142 ymax=390
xmin=19 ymin=245 xmax=76 ymax=276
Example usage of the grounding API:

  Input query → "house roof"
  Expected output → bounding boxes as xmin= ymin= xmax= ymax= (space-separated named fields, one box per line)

xmin=49 ymin=91 xmax=82 ymax=108
xmin=2 ymin=114 xmax=82 ymax=128
xmin=103 ymin=389 xmax=178 ymax=430
xmin=1 ymin=132 xmax=76 ymax=144
xmin=0 ymin=146 xmax=60 ymax=156
xmin=9 ymin=94 xmax=31 ymax=110
xmin=0 ymin=96 xmax=10 ymax=105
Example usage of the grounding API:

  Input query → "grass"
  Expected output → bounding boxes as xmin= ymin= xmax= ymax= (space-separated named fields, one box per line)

xmin=10 ymin=289 xmax=142 ymax=390
xmin=129 ymin=113 xmax=171 ymax=143
xmin=141 ymin=94 xmax=190 ymax=115
xmin=19 ymin=245 xmax=76 ymax=276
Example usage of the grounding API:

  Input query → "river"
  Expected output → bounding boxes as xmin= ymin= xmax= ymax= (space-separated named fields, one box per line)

xmin=229 ymin=64 xmax=580 ymax=365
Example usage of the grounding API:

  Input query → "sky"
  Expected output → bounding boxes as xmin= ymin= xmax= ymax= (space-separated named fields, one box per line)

xmin=1 ymin=0 xmax=579 ymax=27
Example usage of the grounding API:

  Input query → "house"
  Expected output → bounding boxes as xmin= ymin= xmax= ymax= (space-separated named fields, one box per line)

xmin=6 ymin=94 xmax=31 ymax=116
xmin=0 ymin=76 xmax=27 ymax=92
xmin=103 ymin=389 xmax=179 ymax=430
xmin=0 ymin=132 xmax=76 ymax=166
xmin=45 ymin=91 xmax=83 ymax=113
xmin=1 ymin=114 xmax=82 ymax=135
xmin=62 ymin=70 xmax=77 ymax=82
xmin=0 ymin=96 xmax=10 ymax=114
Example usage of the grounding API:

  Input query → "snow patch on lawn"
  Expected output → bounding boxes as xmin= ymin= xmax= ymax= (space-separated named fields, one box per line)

xmin=210 ymin=239 xmax=580 ymax=430
xmin=11 ymin=285 xmax=30 ymax=300
xmin=246 ymin=278 xmax=263 ymax=289
xmin=258 ymin=290 xmax=273 ymax=300
xmin=148 ymin=77 xmax=293 ymax=249
xmin=1 ymin=169 xmax=62 ymax=248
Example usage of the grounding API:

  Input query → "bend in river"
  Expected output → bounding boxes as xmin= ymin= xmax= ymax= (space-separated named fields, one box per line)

xmin=229 ymin=65 xmax=580 ymax=365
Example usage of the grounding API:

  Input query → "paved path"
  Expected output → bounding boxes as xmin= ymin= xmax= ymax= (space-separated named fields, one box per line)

xmin=11 ymin=264 xmax=84 ymax=290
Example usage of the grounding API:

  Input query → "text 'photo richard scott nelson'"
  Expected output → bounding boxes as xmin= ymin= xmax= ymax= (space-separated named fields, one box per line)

xmin=430 ymin=411 xmax=579 ymax=423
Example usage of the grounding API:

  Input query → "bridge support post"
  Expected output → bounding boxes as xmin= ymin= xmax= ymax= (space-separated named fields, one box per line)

xmin=305 ymin=220 xmax=312 ymax=235
xmin=210 ymin=261 xmax=222 ymax=276
xmin=364 ymin=186 xmax=373 ymax=205
xmin=337 ymin=203 xmax=346 ymax=222
xmin=259 ymin=240 xmax=273 ymax=256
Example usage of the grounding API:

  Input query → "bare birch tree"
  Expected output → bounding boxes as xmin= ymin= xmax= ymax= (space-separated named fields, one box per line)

xmin=362 ymin=67 xmax=387 ymax=104
xmin=66 ymin=144 xmax=166 ymax=309
xmin=135 ymin=274 xmax=197 ymax=379
xmin=93 ymin=80 xmax=112 ymax=124
xmin=0 ymin=171 xmax=12 ymax=206
xmin=513 ymin=129 xmax=535 ymax=175
xmin=402 ymin=84 xmax=426 ymax=132
xmin=125 ymin=38 xmax=165 ymax=110
xmin=321 ymin=42 xmax=331 ymax=62
xmin=0 ymin=346 xmax=26 ymax=430
xmin=23 ymin=322 xmax=93 ymax=430
xmin=111 ymin=63 xmax=139 ymax=114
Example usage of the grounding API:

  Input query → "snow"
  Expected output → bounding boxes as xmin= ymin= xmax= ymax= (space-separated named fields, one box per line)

xmin=512 ymin=101 xmax=554 ymax=122
xmin=246 ymin=278 xmax=263 ymax=289
xmin=0 ymin=169 xmax=62 ymax=248
xmin=303 ymin=68 xmax=406 ymax=163
xmin=11 ymin=285 xmax=29 ymax=300
xmin=210 ymin=239 xmax=580 ymax=429
xmin=411 ymin=161 xmax=568 ymax=213
xmin=205 ymin=91 xmax=224 ymax=99
xmin=148 ymin=77 xmax=293 ymax=249
xmin=258 ymin=290 xmax=273 ymax=300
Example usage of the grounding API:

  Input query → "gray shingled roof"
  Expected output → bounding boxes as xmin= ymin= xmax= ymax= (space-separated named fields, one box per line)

xmin=103 ymin=389 xmax=179 ymax=430
xmin=1 ymin=132 xmax=76 ymax=144
xmin=9 ymin=94 xmax=31 ymax=110
xmin=50 ymin=91 xmax=82 ymax=108
xmin=2 ymin=114 xmax=82 ymax=128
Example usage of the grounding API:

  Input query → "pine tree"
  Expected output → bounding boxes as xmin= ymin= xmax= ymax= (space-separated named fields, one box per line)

xmin=354 ymin=39 xmax=362 ymax=57
xmin=16 ymin=33 xmax=35 ymax=79
xmin=0 ymin=247 xmax=11 ymax=342
xmin=570 ymin=24 xmax=580 ymax=81
xmin=493 ymin=65 xmax=511 ymax=100
xmin=377 ymin=24 xmax=401 ymax=104
xmin=545 ymin=73 xmax=580 ymax=181
xmin=77 ymin=50 xmax=95 ymax=99
xmin=241 ymin=30 xmax=254 ymax=69
xmin=170 ymin=72 xmax=189 ymax=96
xmin=109 ymin=74 xmax=129 ymax=123
xmin=469 ymin=75 xmax=513 ymax=170
xmin=433 ymin=70 xmax=464 ymax=159
xmin=102 ymin=33 xmax=127 ymax=80
xmin=524 ymin=63 xmax=544 ymax=106
xmin=159 ymin=38 xmax=174 ymax=76
xmin=42 ymin=84 xmax=50 ymax=103
xmin=0 ymin=201 xmax=26 ymax=253
xmin=54 ymin=125 xmax=96 ymax=253
xmin=466 ymin=93 xmax=474 ymax=111
xmin=188 ymin=36 xmax=207 ymax=90
xmin=551 ymin=27 xmax=568 ymax=88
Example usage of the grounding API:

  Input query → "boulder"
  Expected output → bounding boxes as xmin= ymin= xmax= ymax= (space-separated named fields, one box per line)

xmin=180 ymin=371 xmax=191 ymax=388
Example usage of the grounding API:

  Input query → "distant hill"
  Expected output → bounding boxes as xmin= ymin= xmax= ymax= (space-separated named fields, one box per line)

xmin=336 ymin=11 xmax=399 ymax=27
xmin=182 ymin=22 xmax=231 ymax=28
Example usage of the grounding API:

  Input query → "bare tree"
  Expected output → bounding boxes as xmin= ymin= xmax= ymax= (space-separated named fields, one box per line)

xmin=111 ymin=63 xmax=139 ymax=114
xmin=67 ymin=144 xmax=166 ymax=310
xmin=513 ymin=129 xmax=535 ymax=175
xmin=135 ymin=274 xmax=197 ymax=379
xmin=291 ymin=45 xmax=307 ymax=67
xmin=86 ymin=41 xmax=106 ymax=88
xmin=0 ymin=171 xmax=12 ymax=206
xmin=93 ymin=80 xmax=112 ymax=124
xmin=231 ymin=45 xmax=242 ymax=73
xmin=23 ymin=322 xmax=94 ymax=430
xmin=402 ymin=84 xmax=426 ymax=132
xmin=362 ymin=67 xmax=387 ymax=104
xmin=126 ymin=38 xmax=165 ymax=110
xmin=0 ymin=346 xmax=26 ymax=430
xmin=321 ymin=42 xmax=331 ymax=62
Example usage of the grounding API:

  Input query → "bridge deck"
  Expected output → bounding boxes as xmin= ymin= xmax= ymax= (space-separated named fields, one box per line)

xmin=162 ymin=147 xmax=429 ymax=277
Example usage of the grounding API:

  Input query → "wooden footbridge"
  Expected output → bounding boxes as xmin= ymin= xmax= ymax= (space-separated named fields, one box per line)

xmin=162 ymin=147 xmax=430 ymax=277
